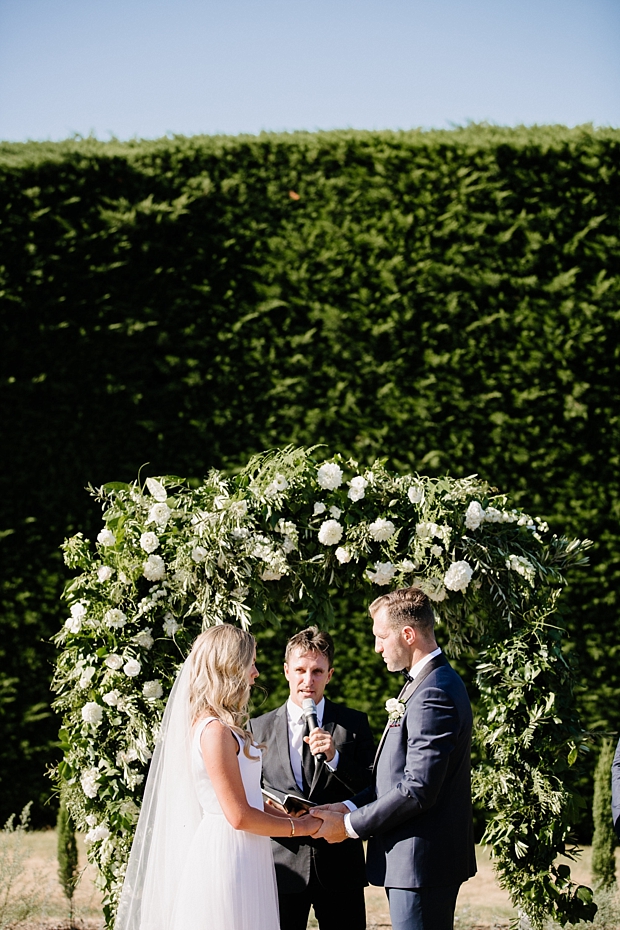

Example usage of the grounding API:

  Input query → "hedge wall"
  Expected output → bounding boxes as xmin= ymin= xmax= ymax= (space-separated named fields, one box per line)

xmin=1 ymin=125 xmax=619 ymax=828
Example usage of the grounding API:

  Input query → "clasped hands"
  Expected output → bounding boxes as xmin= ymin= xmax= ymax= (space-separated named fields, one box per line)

xmin=295 ymin=802 xmax=350 ymax=844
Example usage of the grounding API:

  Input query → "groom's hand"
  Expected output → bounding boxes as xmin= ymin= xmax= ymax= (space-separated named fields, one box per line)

xmin=312 ymin=810 xmax=348 ymax=844
xmin=313 ymin=802 xmax=349 ymax=814
xmin=304 ymin=727 xmax=336 ymax=763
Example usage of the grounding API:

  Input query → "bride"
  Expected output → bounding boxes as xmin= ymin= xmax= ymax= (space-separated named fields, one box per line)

xmin=114 ymin=623 xmax=319 ymax=930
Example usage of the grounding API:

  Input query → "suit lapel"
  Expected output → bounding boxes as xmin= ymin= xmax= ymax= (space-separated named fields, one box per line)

xmin=373 ymin=654 xmax=448 ymax=772
xmin=275 ymin=704 xmax=299 ymax=794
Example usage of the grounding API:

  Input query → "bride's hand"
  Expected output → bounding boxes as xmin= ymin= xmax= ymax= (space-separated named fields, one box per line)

xmin=292 ymin=813 xmax=321 ymax=836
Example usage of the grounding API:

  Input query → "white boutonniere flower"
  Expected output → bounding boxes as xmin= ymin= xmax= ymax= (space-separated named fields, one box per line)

xmin=385 ymin=698 xmax=406 ymax=724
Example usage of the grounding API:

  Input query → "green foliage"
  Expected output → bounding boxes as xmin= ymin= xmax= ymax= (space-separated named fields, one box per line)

xmin=57 ymin=794 xmax=79 ymax=915
xmin=53 ymin=449 xmax=594 ymax=927
xmin=0 ymin=804 xmax=45 ymax=929
xmin=1 ymin=124 xmax=620 ymax=831
xmin=591 ymin=739 xmax=617 ymax=889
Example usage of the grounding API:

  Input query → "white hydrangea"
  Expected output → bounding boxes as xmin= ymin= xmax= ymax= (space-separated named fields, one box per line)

xmin=134 ymin=628 xmax=154 ymax=650
xmin=444 ymin=560 xmax=474 ymax=592
xmin=143 ymin=554 xmax=166 ymax=581
xmin=85 ymin=823 xmax=110 ymax=846
xmin=407 ymin=485 xmax=424 ymax=505
xmin=318 ymin=519 xmax=343 ymax=546
xmin=348 ymin=476 xmax=368 ymax=502
xmin=261 ymin=569 xmax=283 ymax=581
xmin=97 ymin=528 xmax=116 ymax=547
xmin=163 ymin=614 xmax=180 ymax=636
xmin=465 ymin=501 xmax=485 ymax=530
xmin=146 ymin=477 xmax=168 ymax=501
xmin=367 ymin=561 xmax=397 ymax=585
xmin=123 ymin=658 xmax=141 ymax=678
xmin=97 ymin=565 xmax=113 ymax=583
xmin=80 ymin=767 xmax=100 ymax=799
xmin=140 ymin=532 xmax=160 ymax=553
xmin=81 ymin=702 xmax=103 ymax=726
xmin=104 ymin=653 xmax=124 ymax=671
xmin=317 ymin=462 xmax=343 ymax=490
xmin=102 ymin=690 xmax=120 ymax=706
xmin=506 ymin=554 xmax=536 ymax=584
xmin=104 ymin=608 xmax=127 ymax=630
xmin=191 ymin=545 xmax=208 ymax=562
xmin=484 ymin=507 xmax=503 ymax=523
xmin=313 ymin=502 xmax=326 ymax=516
xmin=148 ymin=503 xmax=172 ymax=527
xmin=143 ymin=680 xmax=163 ymax=700
xmin=335 ymin=547 xmax=352 ymax=564
xmin=369 ymin=518 xmax=396 ymax=542
xmin=329 ymin=505 xmax=342 ymax=520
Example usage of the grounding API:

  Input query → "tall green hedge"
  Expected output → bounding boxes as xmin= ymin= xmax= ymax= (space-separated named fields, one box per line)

xmin=1 ymin=125 xmax=619 ymax=827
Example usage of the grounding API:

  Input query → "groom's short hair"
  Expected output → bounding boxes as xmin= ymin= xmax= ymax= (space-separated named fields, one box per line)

xmin=369 ymin=586 xmax=435 ymax=634
xmin=285 ymin=626 xmax=335 ymax=668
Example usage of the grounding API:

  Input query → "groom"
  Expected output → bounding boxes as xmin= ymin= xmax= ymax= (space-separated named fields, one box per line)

xmin=314 ymin=586 xmax=476 ymax=930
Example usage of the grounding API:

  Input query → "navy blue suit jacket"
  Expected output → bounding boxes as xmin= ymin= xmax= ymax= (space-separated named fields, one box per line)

xmin=349 ymin=654 xmax=477 ymax=889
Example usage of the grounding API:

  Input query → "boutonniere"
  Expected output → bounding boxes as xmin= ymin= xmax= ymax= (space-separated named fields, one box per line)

xmin=385 ymin=698 xmax=406 ymax=724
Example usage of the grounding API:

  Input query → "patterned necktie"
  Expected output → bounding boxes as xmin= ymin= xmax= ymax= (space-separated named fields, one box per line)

xmin=301 ymin=717 xmax=315 ymax=795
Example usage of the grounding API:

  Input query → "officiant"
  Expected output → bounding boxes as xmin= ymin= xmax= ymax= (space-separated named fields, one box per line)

xmin=249 ymin=627 xmax=375 ymax=930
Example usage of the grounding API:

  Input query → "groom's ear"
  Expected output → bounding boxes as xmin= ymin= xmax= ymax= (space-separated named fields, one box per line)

xmin=401 ymin=625 xmax=417 ymax=645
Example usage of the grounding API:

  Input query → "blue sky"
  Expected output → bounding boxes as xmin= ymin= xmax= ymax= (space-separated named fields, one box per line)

xmin=0 ymin=0 xmax=618 ymax=141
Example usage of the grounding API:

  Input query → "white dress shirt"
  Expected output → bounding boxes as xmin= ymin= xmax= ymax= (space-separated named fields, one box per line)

xmin=286 ymin=697 xmax=340 ymax=792
xmin=343 ymin=649 xmax=443 ymax=837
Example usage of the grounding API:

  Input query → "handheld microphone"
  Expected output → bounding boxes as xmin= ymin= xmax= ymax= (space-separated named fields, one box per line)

xmin=302 ymin=698 xmax=327 ymax=763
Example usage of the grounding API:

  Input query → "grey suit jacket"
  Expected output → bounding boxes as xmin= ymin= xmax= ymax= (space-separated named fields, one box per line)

xmin=250 ymin=698 xmax=375 ymax=894
xmin=349 ymin=654 xmax=477 ymax=889
xmin=611 ymin=737 xmax=620 ymax=839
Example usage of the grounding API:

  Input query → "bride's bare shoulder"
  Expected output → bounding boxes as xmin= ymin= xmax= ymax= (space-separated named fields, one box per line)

xmin=197 ymin=716 xmax=240 ymax=754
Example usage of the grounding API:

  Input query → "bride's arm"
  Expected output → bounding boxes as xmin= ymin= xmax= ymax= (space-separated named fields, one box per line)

xmin=201 ymin=722 xmax=318 ymax=838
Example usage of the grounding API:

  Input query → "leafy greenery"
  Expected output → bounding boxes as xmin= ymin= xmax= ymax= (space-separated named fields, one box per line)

xmin=57 ymin=794 xmax=79 ymax=925
xmin=591 ymin=739 xmax=617 ymax=889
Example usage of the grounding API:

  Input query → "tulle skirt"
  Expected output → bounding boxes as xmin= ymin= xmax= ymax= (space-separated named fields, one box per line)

xmin=170 ymin=813 xmax=279 ymax=930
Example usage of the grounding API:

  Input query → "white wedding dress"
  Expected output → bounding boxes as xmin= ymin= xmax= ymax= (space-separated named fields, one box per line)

xmin=170 ymin=718 xmax=279 ymax=930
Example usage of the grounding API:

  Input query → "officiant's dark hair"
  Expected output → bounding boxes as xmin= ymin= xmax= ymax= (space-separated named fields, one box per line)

xmin=285 ymin=626 xmax=335 ymax=668
xmin=369 ymin=586 xmax=435 ymax=635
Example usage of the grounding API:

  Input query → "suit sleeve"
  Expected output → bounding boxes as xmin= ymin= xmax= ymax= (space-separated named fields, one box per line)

xmin=611 ymin=737 xmax=620 ymax=839
xmin=330 ymin=712 xmax=376 ymax=794
xmin=349 ymin=684 xmax=460 ymax=839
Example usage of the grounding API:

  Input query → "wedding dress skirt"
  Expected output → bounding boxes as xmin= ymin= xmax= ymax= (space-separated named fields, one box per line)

xmin=169 ymin=718 xmax=279 ymax=930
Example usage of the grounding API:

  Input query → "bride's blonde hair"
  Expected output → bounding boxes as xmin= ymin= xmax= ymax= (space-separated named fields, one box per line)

xmin=188 ymin=623 xmax=258 ymax=759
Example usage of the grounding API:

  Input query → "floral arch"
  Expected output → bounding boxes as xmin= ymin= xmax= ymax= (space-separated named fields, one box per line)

xmin=54 ymin=447 xmax=595 ymax=928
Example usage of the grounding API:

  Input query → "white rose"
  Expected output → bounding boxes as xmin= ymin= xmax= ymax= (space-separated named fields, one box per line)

xmin=85 ymin=814 xmax=98 ymax=828
xmin=65 ymin=617 xmax=82 ymax=634
xmin=191 ymin=545 xmax=208 ymax=562
xmin=104 ymin=653 xmax=124 ymax=670
xmin=329 ymin=505 xmax=342 ymax=520
xmin=318 ymin=519 xmax=343 ymax=546
xmin=163 ymin=614 xmax=180 ymax=636
xmin=143 ymin=680 xmax=163 ymax=700
xmin=273 ymin=474 xmax=289 ymax=491
xmin=85 ymin=823 xmax=110 ymax=846
xmin=97 ymin=528 xmax=116 ymax=547
xmin=148 ymin=503 xmax=171 ymax=527
xmin=421 ymin=577 xmax=448 ymax=602
xmin=230 ymin=499 xmax=248 ymax=517
xmin=80 ymin=768 xmax=100 ymax=799
xmin=335 ymin=547 xmax=352 ymax=564
xmin=146 ymin=477 xmax=168 ymax=501
xmin=348 ymin=475 xmax=368 ymax=501
xmin=97 ymin=565 xmax=113 ymax=583
xmin=102 ymin=690 xmax=120 ymax=706
xmin=430 ymin=544 xmax=443 ymax=557
xmin=444 ymin=560 xmax=474 ymax=592
xmin=81 ymin=702 xmax=103 ymax=726
xmin=400 ymin=559 xmax=416 ymax=572
xmin=104 ymin=608 xmax=127 ymax=630
xmin=416 ymin=521 xmax=440 ymax=540
xmin=366 ymin=561 xmax=397 ymax=585
xmin=407 ymin=485 xmax=424 ymax=505
xmin=369 ymin=518 xmax=396 ymax=542
xmin=143 ymin=554 xmax=166 ymax=581
xmin=385 ymin=698 xmax=403 ymax=714
xmin=316 ymin=462 xmax=343 ymax=490
xmin=123 ymin=659 xmax=141 ymax=678
xmin=261 ymin=569 xmax=283 ymax=581
xmin=465 ymin=501 xmax=485 ymax=530
xmin=140 ymin=532 xmax=160 ymax=553
xmin=78 ymin=666 xmax=96 ymax=689
xmin=134 ymin=628 xmax=154 ymax=650
xmin=70 ymin=602 xmax=87 ymax=620
xmin=313 ymin=502 xmax=326 ymax=516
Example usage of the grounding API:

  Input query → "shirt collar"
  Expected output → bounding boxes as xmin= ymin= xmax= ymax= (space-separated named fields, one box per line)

xmin=410 ymin=647 xmax=442 ymax=679
xmin=287 ymin=696 xmax=325 ymax=724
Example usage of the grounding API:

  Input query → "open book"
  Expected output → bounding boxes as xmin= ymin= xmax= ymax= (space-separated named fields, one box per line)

xmin=261 ymin=787 xmax=317 ymax=814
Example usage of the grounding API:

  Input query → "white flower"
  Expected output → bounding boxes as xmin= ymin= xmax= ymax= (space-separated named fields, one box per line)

xmin=81 ymin=702 xmax=103 ymax=726
xmin=420 ymin=577 xmax=448 ymax=602
xmin=78 ymin=666 xmax=96 ymax=689
xmin=313 ymin=502 xmax=326 ymax=516
xmin=335 ymin=546 xmax=352 ymax=564
xmin=318 ymin=519 xmax=343 ymax=546
xmin=163 ymin=614 xmax=180 ymax=636
xmin=134 ymin=628 xmax=154 ymax=650
xmin=416 ymin=521 xmax=440 ymax=540
xmin=85 ymin=823 xmax=110 ymax=846
xmin=430 ymin=544 xmax=443 ymax=557
xmin=367 ymin=561 xmax=397 ymax=585
xmin=317 ymin=462 xmax=343 ymax=491
xmin=385 ymin=698 xmax=406 ymax=722
xmin=230 ymin=499 xmax=248 ymax=517
xmin=140 ymin=532 xmax=160 ymax=553
xmin=261 ymin=569 xmax=283 ymax=581
xmin=104 ymin=608 xmax=126 ymax=630
xmin=407 ymin=485 xmax=424 ymax=505
xmin=143 ymin=680 xmax=163 ymax=700
xmin=282 ymin=536 xmax=296 ymax=554
xmin=329 ymin=505 xmax=342 ymax=520
xmin=97 ymin=565 xmax=113 ymax=583
xmin=70 ymin=602 xmax=87 ymax=620
xmin=104 ymin=653 xmax=124 ymax=671
xmin=506 ymin=554 xmax=536 ymax=585
xmin=484 ymin=507 xmax=502 ymax=523
xmin=348 ymin=475 xmax=368 ymax=501
xmin=191 ymin=545 xmax=208 ymax=562
xmin=123 ymin=659 xmax=141 ymax=678
xmin=143 ymin=554 xmax=166 ymax=581
xmin=265 ymin=474 xmax=289 ymax=497
xmin=369 ymin=518 xmax=396 ymax=542
xmin=80 ymin=767 xmax=100 ymax=799
xmin=400 ymin=559 xmax=416 ymax=572
xmin=146 ymin=477 xmax=168 ymax=501
xmin=444 ymin=560 xmax=474 ymax=592
xmin=65 ymin=617 xmax=82 ymax=634
xmin=465 ymin=501 xmax=485 ymax=530
xmin=102 ymin=690 xmax=120 ymax=706
xmin=97 ymin=528 xmax=116 ymax=547
xmin=148 ymin=503 xmax=171 ymax=527
xmin=231 ymin=527 xmax=249 ymax=541
xmin=117 ymin=747 xmax=138 ymax=765
xmin=85 ymin=814 xmax=98 ymax=828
